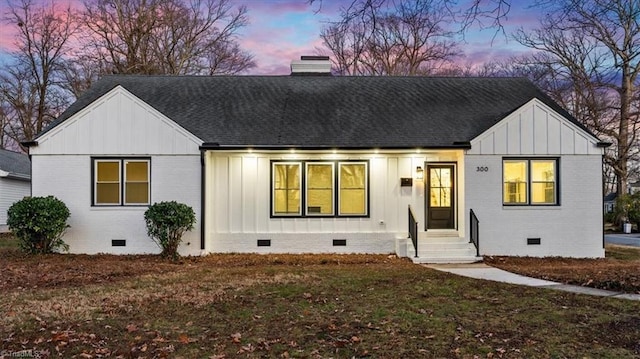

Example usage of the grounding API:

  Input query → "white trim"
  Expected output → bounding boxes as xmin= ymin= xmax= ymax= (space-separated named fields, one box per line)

xmin=94 ymin=159 xmax=121 ymax=206
xmin=123 ymin=159 xmax=150 ymax=205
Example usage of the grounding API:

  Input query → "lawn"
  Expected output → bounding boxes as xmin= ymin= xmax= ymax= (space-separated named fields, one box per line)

xmin=1 ymin=238 xmax=640 ymax=358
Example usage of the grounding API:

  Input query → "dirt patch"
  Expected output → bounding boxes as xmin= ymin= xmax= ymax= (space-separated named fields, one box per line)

xmin=0 ymin=249 xmax=399 ymax=291
xmin=4 ymin=243 xmax=640 ymax=294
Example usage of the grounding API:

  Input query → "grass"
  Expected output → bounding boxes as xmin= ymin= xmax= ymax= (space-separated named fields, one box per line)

xmin=1 ymin=249 xmax=640 ymax=358
xmin=0 ymin=232 xmax=18 ymax=249
xmin=606 ymin=244 xmax=640 ymax=260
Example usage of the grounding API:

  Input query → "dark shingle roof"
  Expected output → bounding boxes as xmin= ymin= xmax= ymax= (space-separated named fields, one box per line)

xmin=39 ymin=75 xmax=594 ymax=148
xmin=0 ymin=149 xmax=30 ymax=178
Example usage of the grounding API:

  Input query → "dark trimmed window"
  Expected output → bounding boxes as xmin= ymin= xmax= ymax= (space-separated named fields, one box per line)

xmin=271 ymin=160 xmax=369 ymax=217
xmin=93 ymin=158 xmax=150 ymax=206
xmin=503 ymin=158 xmax=558 ymax=205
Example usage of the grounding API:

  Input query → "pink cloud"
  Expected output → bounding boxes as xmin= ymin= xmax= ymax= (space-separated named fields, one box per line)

xmin=1 ymin=0 xmax=545 ymax=76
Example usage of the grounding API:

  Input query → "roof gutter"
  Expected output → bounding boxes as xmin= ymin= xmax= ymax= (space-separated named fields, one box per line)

xmin=597 ymin=141 xmax=612 ymax=148
xmin=0 ymin=170 xmax=30 ymax=182
xmin=21 ymin=141 xmax=38 ymax=148
xmin=199 ymin=142 xmax=473 ymax=151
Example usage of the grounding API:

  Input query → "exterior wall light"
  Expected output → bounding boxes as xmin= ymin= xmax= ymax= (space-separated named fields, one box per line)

xmin=416 ymin=166 xmax=424 ymax=180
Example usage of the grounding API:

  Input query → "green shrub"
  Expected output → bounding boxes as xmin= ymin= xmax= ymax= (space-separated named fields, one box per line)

xmin=144 ymin=201 xmax=196 ymax=260
xmin=7 ymin=196 xmax=70 ymax=254
xmin=614 ymin=192 xmax=640 ymax=230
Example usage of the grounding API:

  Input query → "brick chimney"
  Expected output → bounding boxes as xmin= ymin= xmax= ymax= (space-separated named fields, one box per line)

xmin=290 ymin=56 xmax=332 ymax=76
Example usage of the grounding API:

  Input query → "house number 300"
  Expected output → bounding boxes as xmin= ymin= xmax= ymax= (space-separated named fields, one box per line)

xmin=476 ymin=166 xmax=489 ymax=172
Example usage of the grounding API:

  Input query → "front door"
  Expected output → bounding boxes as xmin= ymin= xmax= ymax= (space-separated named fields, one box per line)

xmin=427 ymin=164 xmax=455 ymax=229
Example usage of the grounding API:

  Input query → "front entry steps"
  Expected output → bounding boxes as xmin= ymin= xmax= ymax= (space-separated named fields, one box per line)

xmin=407 ymin=230 xmax=482 ymax=264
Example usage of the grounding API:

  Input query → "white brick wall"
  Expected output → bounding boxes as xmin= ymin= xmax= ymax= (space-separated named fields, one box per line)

xmin=465 ymin=155 xmax=604 ymax=258
xmin=31 ymin=155 xmax=201 ymax=255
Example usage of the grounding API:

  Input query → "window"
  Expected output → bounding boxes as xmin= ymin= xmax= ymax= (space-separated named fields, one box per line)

xmin=429 ymin=167 xmax=452 ymax=208
xmin=271 ymin=160 xmax=369 ymax=217
xmin=339 ymin=162 xmax=367 ymax=215
xmin=306 ymin=162 xmax=334 ymax=215
xmin=503 ymin=158 xmax=557 ymax=205
xmin=94 ymin=159 xmax=150 ymax=206
xmin=273 ymin=163 xmax=301 ymax=215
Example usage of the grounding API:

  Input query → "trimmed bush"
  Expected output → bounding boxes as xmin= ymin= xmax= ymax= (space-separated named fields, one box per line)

xmin=7 ymin=196 xmax=70 ymax=254
xmin=144 ymin=201 xmax=196 ymax=260
xmin=615 ymin=192 xmax=640 ymax=230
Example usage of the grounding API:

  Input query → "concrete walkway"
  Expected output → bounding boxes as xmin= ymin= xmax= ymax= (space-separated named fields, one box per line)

xmin=427 ymin=263 xmax=640 ymax=301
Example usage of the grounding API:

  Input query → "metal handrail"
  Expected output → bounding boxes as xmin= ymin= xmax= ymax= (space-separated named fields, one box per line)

xmin=408 ymin=205 xmax=419 ymax=258
xmin=470 ymin=209 xmax=480 ymax=257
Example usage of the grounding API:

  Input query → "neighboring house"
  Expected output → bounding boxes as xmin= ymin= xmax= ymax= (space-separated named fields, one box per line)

xmin=604 ymin=193 xmax=617 ymax=214
xmin=25 ymin=57 xmax=608 ymax=262
xmin=0 ymin=149 xmax=31 ymax=230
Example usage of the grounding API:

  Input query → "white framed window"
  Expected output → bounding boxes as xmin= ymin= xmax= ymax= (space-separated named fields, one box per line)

xmin=93 ymin=158 xmax=150 ymax=206
xmin=503 ymin=158 xmax=557 ymax=206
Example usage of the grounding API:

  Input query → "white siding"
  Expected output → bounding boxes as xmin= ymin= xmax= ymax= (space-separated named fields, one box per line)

xmin=0 ymin=178 xmax=31 ymax=226
xmin=30 ymin=86 xmax=201 ymax=156
xmin=466 ymin=99 xmax=604 ymax=258
xmin=31 ymin=155 xmax=201 ymax=255
xmin=469 ymin=99 xmax=602 ymax=156
xmin=204 ymin=150 xmax=465 ymax=254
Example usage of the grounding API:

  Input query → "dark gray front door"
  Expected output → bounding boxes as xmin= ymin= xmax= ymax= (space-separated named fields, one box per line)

xmin=427 ymin=164 xmax=455 ymax=229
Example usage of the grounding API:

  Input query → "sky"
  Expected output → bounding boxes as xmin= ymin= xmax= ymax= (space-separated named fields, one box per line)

xmin=0 ymin=0 xmax=544 ymax=75
xmin=233 ymin=0 xmax=542 ymax=75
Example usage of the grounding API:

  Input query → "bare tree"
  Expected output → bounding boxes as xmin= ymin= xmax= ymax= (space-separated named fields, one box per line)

xmin=514 ymin=0 xmax=640 ymax=195
xmin=321 ymin=0 xmax=460 ymax=75
xmin=78 ymin=0 xmax=255 ymax=77
xmin=0 ymin=0 xmax=77 ymax=151
xmin=311 ymin=0 xmax=512 ymax=36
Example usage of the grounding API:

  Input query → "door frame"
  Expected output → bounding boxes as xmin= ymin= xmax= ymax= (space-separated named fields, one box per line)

xmin=424 ymin=162 xmax=457 ymax=231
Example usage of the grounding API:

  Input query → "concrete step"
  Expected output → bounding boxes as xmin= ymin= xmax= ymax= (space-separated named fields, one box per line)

xmin=418 ymin=230 xmax=460 ymax=240
xmin=407 ymin=234 xmax=480 ymax=264
xmin=411 ymin=256 xmax=483 ymax=264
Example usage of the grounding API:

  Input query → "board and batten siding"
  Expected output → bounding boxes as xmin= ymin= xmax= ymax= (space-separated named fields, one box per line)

xmin=29 ymin=86 xmax=201 ymax=156
xmin=203 ymin=150 xmax=465 ymax=254
xmin=466 ymin=98 xmax=605 ymax=257
xmin=29 ymin=86 xmax=203 ymax=255
xmin=0 ymin=178 xmax=30 ymax=226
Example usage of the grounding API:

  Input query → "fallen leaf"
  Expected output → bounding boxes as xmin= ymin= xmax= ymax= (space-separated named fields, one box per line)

xmin=126 ymin=324 xmax=137 ymax=333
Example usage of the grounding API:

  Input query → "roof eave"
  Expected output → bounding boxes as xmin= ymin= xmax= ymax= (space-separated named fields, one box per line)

xmin=200 ymin=142 xmax=472 ymax=151
xmin=4 ymin=173 xmax=31 ymax=182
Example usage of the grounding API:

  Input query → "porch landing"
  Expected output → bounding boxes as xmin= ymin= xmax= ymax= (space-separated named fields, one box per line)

xmin=407 ymin=230 xmax=482 ymax=264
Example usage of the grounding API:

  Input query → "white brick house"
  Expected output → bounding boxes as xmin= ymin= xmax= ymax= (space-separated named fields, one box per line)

xmin=25 ymin=58 xmax=608 ymax=262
